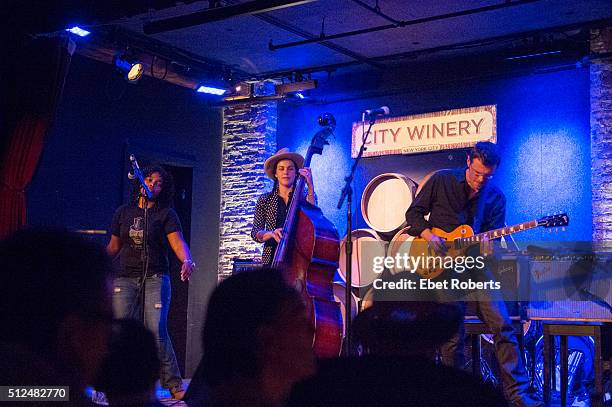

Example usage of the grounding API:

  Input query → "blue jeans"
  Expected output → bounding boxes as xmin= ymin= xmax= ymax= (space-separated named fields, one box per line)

xmin=112 ymin=274 xmax=182 ymax=389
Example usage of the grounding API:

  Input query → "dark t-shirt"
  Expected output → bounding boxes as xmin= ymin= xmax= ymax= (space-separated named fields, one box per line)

xmin=111 ymin=204 xmax=182 ymax=277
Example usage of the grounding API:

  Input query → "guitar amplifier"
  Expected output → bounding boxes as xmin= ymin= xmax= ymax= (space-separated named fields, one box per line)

xmin=526 ymin=253 xmax=612 ymax=322
xmin=464 ymin=254 xmax=526 ymax=319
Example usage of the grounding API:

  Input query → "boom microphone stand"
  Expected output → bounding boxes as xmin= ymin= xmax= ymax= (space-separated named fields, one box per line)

xmin=337 ymin=113 xmax=378 ymax=355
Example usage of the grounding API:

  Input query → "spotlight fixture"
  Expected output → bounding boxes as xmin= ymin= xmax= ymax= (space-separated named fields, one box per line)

xmin=223 ymin=81 xmax=253 ymax=101
xmin=65 ymin=26 xmax=90 ymax=37
xmin=196 ymin=85 xmax=227 ymax=95
xmin=114 ymin=53 xmax=144 ymax=82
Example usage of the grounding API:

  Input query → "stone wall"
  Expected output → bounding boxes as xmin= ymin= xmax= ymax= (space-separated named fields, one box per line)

xmin=218 ymin=102 xmax=277 ymax=278
xmin=590 ymin=26 xmax=612 ymax=244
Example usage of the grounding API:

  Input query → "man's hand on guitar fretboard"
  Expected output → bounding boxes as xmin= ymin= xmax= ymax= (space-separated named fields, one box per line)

xmin=480 ymin=234 xmax=493 ymax=257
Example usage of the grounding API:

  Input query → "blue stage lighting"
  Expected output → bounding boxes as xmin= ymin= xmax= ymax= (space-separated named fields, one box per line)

xmin=65 ymin=26 xmax=91 ymax=37
xmin=505 ymin=50 xmax=561 ymax=61
xmin=196 ymin=85 xmax=227 ymax=95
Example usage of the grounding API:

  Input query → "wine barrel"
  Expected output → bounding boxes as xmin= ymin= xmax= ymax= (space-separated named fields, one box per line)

xmin=338 ymin=229 xmax=387 ymax=288
xmin=361 ymin=173 xmax=417 ymax=239
xmin=360 ymin=287 xmax=375 ymax=312
xmin=386 ymin=226 xmax=416 ymax=274
xmin=332 ymin=282 xmax=359 ymax=337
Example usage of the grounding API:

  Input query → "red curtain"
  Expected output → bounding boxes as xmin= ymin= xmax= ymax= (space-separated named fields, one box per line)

xmin=0 ymin=37 xmax=73 ymax=239
xmin=0 ymin=115 xmax=49 ymax=238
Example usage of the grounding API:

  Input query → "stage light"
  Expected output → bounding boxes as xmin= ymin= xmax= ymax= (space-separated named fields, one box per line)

xmin=114 ymin=54 xmax=144 ymax=82
xmin=196 ymin=85 xmax=227 ymax=95
xmin=65 ymin=26 xmax=90 ymax=37
xmin=224 ymin=81 xmax=252 ymax=101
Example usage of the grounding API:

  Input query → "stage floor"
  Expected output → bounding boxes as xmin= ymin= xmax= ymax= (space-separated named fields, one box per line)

xmin=89 ymin=379 xmax=191 ymax=406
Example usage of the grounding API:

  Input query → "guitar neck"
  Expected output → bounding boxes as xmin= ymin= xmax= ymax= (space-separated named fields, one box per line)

xmin=460 ymin=220 xmax=539 ymax=246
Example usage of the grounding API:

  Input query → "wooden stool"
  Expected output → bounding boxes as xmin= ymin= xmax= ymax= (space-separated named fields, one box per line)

xmin=464 ymin=317 xmax=525 ymax=378
xmin=542 ymin=322 xmax=612 ymax=407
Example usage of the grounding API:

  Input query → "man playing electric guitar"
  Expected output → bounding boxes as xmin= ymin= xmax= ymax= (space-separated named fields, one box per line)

xmin=405 ymin=142 xmax=542 ymax=407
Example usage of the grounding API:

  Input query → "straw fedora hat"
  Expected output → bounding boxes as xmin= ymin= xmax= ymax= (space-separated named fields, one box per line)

xmin=264 ymin=148 xmax=304 ymax=179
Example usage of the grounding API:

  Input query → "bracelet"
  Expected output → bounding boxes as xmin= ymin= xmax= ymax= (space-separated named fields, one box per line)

xmin=183 ymin=259 xmax=195 ymax=267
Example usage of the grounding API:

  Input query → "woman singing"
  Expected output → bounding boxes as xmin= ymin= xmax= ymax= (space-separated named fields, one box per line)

xmin=106 ymin=165 xmax=194 ymax=400
xmin=251 ymin=148 xmax=316 ymax=265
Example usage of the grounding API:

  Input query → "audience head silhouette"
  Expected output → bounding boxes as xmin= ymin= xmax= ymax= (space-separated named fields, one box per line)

xmin=199 ymin=268 xmax=315 ymax=407
xmin=0 ymin=227 xmax=113 ymax=404
xmin=95 ymin=318 xmax=161 ymax=406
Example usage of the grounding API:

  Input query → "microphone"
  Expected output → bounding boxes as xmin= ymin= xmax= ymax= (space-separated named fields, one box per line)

xmin=364 ymin=106 xmax=390 ymax=118
xmin=128 ymin=155 xmax=153 ymax=199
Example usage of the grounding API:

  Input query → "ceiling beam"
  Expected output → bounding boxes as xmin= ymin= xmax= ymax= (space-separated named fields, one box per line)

xmin=143 ymin=0 xmax=316 ymax=34
xmin=76 ymin=43 xmax=200 ymax=90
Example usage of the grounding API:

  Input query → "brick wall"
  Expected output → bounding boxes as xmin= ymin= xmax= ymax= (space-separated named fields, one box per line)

xmin=590 ymin=26 xmax=612 ymax=244
xmin=217 ymin=102 xmax=277 ymax=278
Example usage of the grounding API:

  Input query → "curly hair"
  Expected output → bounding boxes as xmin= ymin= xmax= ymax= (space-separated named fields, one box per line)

xmin=129 ymin=164 xmax=175 ymax=209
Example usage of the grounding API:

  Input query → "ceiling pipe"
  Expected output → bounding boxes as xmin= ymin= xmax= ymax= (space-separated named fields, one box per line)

xmin=257 ymin=13 xmax=385 ymax=69
xmin=143 ymin=0 xmax=383 ymax=69
xmin=143 ymin=0 xmax=316 ymax=34
xmin=255 ymin=18 xmax=610 ymax=79
xmin=350 ymin=0 xmax=402 ymax=26
xmin=269 ymin=0 xmax=543 ymax=50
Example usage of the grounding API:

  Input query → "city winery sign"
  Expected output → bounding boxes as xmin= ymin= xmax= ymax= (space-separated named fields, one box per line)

xmin=351 ymin=105 xmax=496 ymax=158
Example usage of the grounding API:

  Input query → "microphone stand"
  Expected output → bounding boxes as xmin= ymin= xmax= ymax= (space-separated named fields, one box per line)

xmin=129 ymin=154 xmax=153 ymax=324
xmin=138 ymin=192 xmax=150 ymax=324
xmin=337 ymin=113 xmax=377 ymax=355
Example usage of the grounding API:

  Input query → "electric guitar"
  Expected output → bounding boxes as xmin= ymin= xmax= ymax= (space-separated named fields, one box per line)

xmin=409 ymin=213 xmax=569 ymax=278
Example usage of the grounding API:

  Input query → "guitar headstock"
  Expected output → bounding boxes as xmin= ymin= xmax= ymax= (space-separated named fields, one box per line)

xmin=538 ymin=213 xmax=569 ymax=228
xmin=306 ymin=117 xmax=334 ymax=157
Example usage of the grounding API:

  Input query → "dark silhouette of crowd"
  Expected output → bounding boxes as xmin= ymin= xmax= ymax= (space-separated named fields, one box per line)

xmin=0 ymin=227 xmax=114 ymax=406
xmin=0 ymin=227 xmax=509 ymax=407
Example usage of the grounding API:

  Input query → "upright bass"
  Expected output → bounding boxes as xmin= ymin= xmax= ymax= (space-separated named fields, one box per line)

xmin=271 ymin=125 xmax=343 ymax=358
